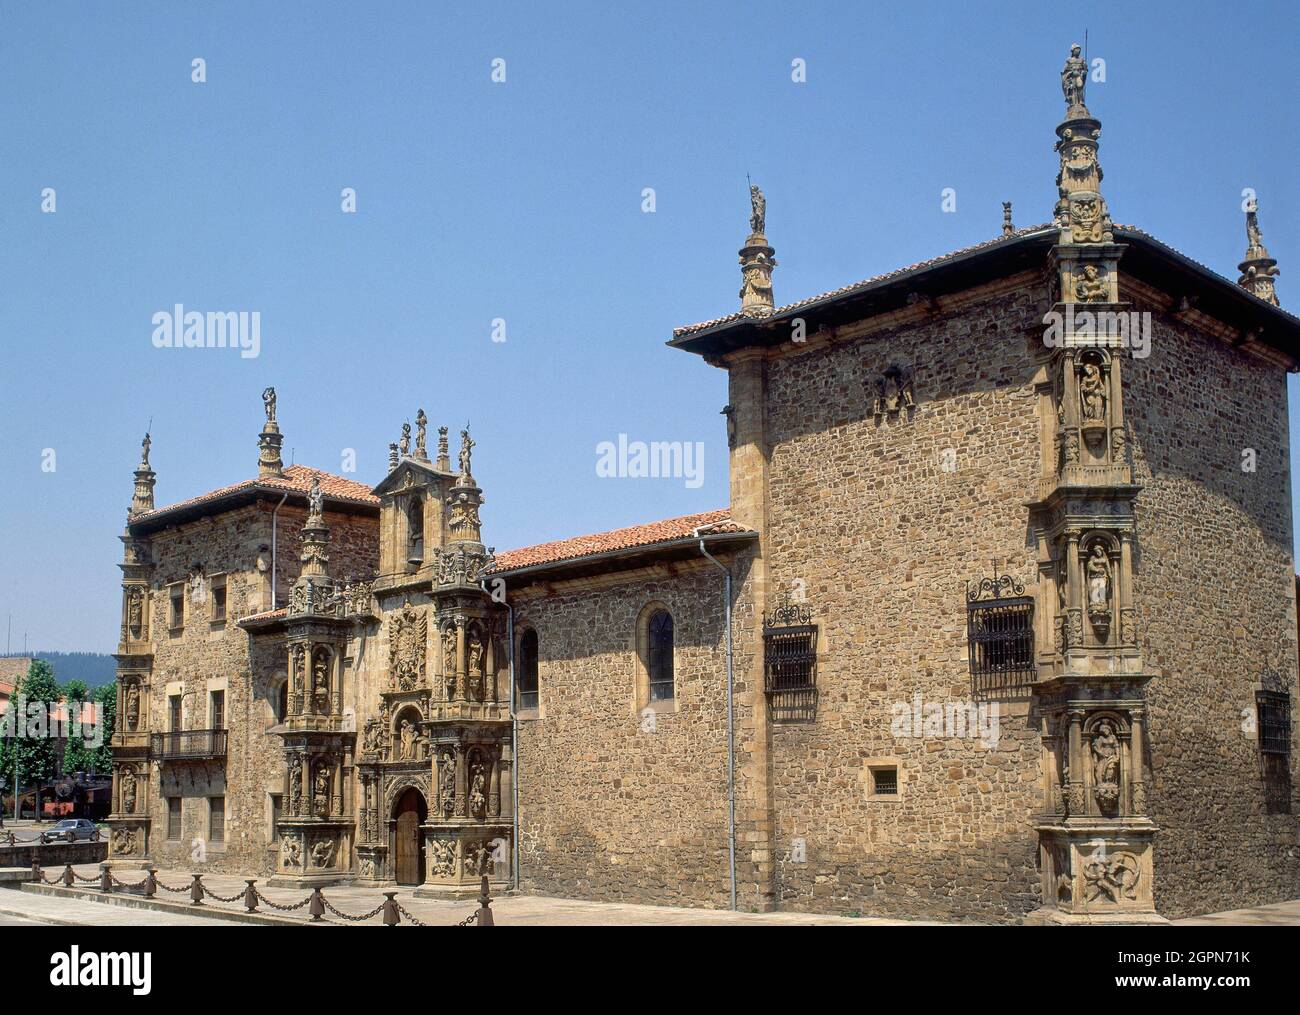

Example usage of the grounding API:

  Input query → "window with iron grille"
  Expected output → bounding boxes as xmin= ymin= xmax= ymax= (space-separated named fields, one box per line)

xmin=966 ymin=574 xmax=1035 ymax=699
xmin=871 ymin=767 xmax=898 ymax=796
xmin=518 ymin=628 xmax=540 ymax=711
xmin=1257 ymin=690 xmax=1292 ymax=756
xmin=647 ymin=610 xmax=674 ymax=702
xmin=763 ymin=606 xmax=817 ymax=722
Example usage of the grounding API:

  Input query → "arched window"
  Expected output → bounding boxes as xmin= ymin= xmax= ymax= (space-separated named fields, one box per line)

xmin=518 ymin=629 xmax=539 ymax=711
xmin=647 ymin=610 xmax=674 ymax=701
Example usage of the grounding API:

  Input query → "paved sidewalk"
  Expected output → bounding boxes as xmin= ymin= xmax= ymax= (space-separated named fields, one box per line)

xmin=1172 ymin=899 xmax=1300 ymax=926
xmin=24 ymin=863 xmax=916 ymax=926
xmin=0 ymin=888 xmax=251 ymax=926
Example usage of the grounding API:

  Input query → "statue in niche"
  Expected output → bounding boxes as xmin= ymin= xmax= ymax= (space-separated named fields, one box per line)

xmin=121 ymin=769 xmax=136 ymax=814
xmin=399 ymin=719 xmax=417 ymax=761
xmin=469 ymin=759 xmax=487 ymax=818
xmin=262 ymin=387 xmax=277 ymax=423
xmin=467 ymin=636 xmax=484 ymax=700
xmin=291 ymin=646 xmax=305 ymax=694
xmin=288 ymin=755 xmax=302 ymax=815
xmin=127 ymin=589 xmax=143 ymax=639
xmin=312 ymin=653 xmax=330 ymax=712
xmin=442 ymin=626 xmax=457 ymax=699
xmin=1086 ymin=545 xmax=1112 ymax=622
xmin=1091 ymin=720 xmax=1121 ymax=812
xmin=124 ymin=682 xmax=140 ymax=731
xmin=313 ymin=763 xmax=330 ymax=817
xmin=1079 ymin=362 xmax=1106 ymax=422
xmin=1061 ymin=44 xmax=1087 ymax=110
xmin=439 ymin=752 xmax=456 ymax=817
xmin=1074 ymin=264 xmax=1108 ymax=302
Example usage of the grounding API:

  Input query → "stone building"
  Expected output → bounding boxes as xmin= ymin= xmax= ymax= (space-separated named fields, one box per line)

xmin=107 ymin=48 xmax=1299 ymax=921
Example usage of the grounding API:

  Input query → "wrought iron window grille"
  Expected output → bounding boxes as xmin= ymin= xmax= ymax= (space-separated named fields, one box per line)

xmin=763 ymin=604 xmax=817 ymax=723
xmin=966 ymin=569 xmax=1035 ymax=700
xmin=1257 ymin=689 xmax=1292 ymax=756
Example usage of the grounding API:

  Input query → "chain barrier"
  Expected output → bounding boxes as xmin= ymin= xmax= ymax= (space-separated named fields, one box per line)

xmin=253 ymin=888 xmax=313 ymax=912
xmin=31 ymin=861 xmax=489 ymax=926
xmin=394 ymin=902 xmax=429 ymax=927
xmin=321 ymin=897 xmax=385 ymax=922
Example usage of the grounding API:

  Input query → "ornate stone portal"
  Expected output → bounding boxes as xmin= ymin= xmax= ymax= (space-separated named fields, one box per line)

xmin=354 ymin=427 xmax=514 ymax=895
xmin=1027 ymin=48 xmax=1164 ymax=924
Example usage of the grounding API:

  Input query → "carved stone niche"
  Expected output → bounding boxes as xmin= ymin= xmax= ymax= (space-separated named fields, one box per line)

xmin=1080 ymin=535 xmax=1115 ymax=644
xmin=1075 ymin=350 xmax=1109 ymax=453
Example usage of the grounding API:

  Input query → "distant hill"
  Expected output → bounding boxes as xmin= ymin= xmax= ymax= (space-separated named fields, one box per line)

xmin=0 ymin=652 xmax=117 ymax=688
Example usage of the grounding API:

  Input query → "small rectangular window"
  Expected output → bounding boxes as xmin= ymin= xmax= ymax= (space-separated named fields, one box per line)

xmin=210 ymin=690 xmax=225 ymax=730
xmin=211 ymin=579 xmax=227 ymax=623
xmin=871 ymin=767 xmax=899 ymax=796
xmin=166 ymin=797 xmax=182 ymax=840
xmin=169 ymin=590 xmax=184 ymax=631
xmin=270 ymin=794 xmax=282 ymax=839
xmin=169 ymin=695 xmax=182 ymax=732
xmin=208 ymin=797 xmax=225 ymax=843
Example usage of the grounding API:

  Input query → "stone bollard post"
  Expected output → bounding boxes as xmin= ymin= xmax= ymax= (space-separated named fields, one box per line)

xmin=244 ymin=880 xmax=258 ymax=912
xmin=62 ymin=864 xmax=75 ymax=887
xmin=99 ymin=863 xmax=113 ymax=893
xmin=31 ymin=860 xmax=41 ymax=883
xmin=308 ymin=887 xmax=325 ymax=922
xmin=477 ymin=875 xmax=494 ymax=927
xmin=381 ymin=891 xmax=400 ymax=926
xmin=189 ymin=873 xmax=205 ymax=905
xmin=144 ymin=867 xmax=157 ymax=898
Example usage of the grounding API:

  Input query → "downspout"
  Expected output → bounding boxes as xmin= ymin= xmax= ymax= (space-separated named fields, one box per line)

xmin=270 ymin=492 xmax=289 ymax=608
xmin=696 ymin=528 xmax=736 ymax=912
xmin=484 ymin=580 xmax=520 ymax=892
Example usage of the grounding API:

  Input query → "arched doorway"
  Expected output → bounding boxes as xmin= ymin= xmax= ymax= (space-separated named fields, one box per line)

xmin=392 ymin=787 xmax=427 ymax=886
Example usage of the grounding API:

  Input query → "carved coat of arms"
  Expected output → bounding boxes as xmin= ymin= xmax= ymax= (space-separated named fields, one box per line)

xmin=389 ymin=601 xmax=427 ymax=690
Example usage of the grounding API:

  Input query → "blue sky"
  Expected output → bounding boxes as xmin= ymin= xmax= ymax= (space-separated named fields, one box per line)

xmin=1 ymin=1 xmax=1296 ymax=652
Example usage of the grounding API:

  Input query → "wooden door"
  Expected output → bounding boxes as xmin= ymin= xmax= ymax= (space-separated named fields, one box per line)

xmin=393 ymin=788 xmax=426 ymax=885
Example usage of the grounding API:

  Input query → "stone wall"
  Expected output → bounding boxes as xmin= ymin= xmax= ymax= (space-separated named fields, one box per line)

xmin=513 ymin=555 xmax=757 ymax=908
xmin=747 ymin=284 xmax=1048 ymax=922
xmin=1124 ymin=307 xmax=1300 ymax=917
xmin=136 ymin=501 xmax=377 ymax=873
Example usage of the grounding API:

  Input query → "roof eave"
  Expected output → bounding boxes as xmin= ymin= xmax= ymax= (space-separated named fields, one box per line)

xmin=486 ymin=529 xmax=758 ymax=586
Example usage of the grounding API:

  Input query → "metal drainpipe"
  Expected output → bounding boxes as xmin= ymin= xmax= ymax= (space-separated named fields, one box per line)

xmin=696 ymin=529 xmax=736 ymax=912
xmin=483 ymin=580 xmax=520 ymax=892
xmin=270 ymin=492 xmax=289 ymax=608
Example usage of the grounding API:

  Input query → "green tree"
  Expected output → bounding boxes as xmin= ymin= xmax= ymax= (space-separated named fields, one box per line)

xmin=87 ymin=681 xmax=116 ymax=774
xmin=0 ymin=660 xmax=61 ymax=817
xmin=60 ymin=678 xmax=96 ymax=775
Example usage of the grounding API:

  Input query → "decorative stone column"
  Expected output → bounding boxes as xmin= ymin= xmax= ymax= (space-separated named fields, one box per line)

xmin=738 ymin=184 xmax=776 ymax=317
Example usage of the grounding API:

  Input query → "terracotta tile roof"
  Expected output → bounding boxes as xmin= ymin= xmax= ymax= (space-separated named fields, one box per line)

xmin=238 ymin=607 xmax=287 ymax=625
xmin=672 ymin=223 xmax=1300 ymax=340
xmin=133 ymin=464 xmax=378 ymax=525
xmin=488 ymin=509 xmax=751 ymax=573
xmin=672 ymin=225 xmax=1055 ymax=338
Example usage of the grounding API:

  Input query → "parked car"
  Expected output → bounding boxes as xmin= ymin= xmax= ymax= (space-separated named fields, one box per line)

xmin=40 ymin=818 xmax=99 ymax=843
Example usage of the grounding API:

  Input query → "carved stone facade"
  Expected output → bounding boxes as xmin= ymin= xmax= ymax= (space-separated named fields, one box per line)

xmin=107 ymin=48 xmax=1298 ymax=921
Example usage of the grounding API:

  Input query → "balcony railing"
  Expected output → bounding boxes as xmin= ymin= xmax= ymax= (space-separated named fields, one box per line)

xmin=150 ymin=729 xmax=228 ymax=760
